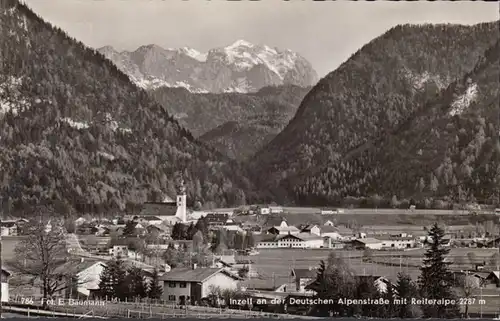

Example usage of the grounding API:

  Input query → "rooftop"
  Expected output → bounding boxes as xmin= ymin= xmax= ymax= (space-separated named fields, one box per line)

xmin=140 ymin=202 xmax=177 ymax=217
xmin=159 ymin=267 xmax=240 ymax=282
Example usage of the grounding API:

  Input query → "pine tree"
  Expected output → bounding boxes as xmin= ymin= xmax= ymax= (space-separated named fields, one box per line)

xmin=186 ymin=223 xmax=196 ymax=240
xmin=123 ymin=220 xmax=136 ymax=236
xmin=98 ymin=264 xmax=114 ymax=299
xmin=127 ymin=267 xmax=147 ymax=299
xmin=418 ymin=223 xmax=459 ymax=318
xmin=147 ymin=268 xmax=163 ymax=300
xmin=395 ymin=273 xmax=420 ymax=318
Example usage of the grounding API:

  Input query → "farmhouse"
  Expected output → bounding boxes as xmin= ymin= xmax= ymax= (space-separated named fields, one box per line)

xmin=54 ymin=259 xmax=107 ymax=298
xmin=378 ymin=235 xmax=417 ymax=249
xmin=1 ymin=266 xmax=11 ymax=302
xmin=290 ymin=268 xmax=317 ymax=294
xmin=351 ymin=238 xmax=383 ymax=250
xmin=267 ymin=220 xmax=300 ymax=235
xmin=160 ymin=266 xmax=240 ymax=305
xmin=256 ymin=233 xmax=324 ymax=249
xmin=320 ymin=209 xmax=336 ymax=215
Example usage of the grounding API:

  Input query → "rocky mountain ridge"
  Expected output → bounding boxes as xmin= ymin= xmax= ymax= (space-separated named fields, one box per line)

xmin=98 ymin=40 xmax=318 ymax=93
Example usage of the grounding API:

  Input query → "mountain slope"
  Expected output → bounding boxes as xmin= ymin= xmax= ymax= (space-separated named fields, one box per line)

xmin=250 ymin=22 xmax=500 ymax=203
xmin=0 ymin=0 xmax=260 ymax=214
xmin=296 ymin=39 xmax=500 ymax=207
xmin=98 ymin=41 xmax=318 ymax=93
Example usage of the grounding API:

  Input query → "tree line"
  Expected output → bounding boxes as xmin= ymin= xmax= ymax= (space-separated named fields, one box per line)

xmin=98 ymin=258 xmax=163 ymax=301
xmin=306 ymin=223 xmax=471 ymax=318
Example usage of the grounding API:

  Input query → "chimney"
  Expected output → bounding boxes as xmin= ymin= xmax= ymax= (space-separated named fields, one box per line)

xmin=192 ymin=263 xmax=197 ymax=270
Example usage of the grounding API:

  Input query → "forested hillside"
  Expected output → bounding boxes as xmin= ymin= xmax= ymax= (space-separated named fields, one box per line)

xmin=150 ymin=85 xmax=310 ymax=160
xmin=149 ymin=85 xmax=309 ymax=137
xmin=250 ymin=22 xmax=500 ymax=205
xmin=0 ymin=0 xmax=260 ymax=215
xmin=296 ymin=39 xmax=500 ymax=208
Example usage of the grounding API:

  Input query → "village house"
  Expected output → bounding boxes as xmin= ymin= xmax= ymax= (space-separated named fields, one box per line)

xmin=146 ymin=224 xmax=171 ymax=236
xmin=258 ymin=207 xmax=271 ymax=215
xmin=354 ymin=276 xmax=390 ymax=293
xmin=323 ymin=237 xmax=346 ymax=249
xmin=267 ymin=221 xmax=300 ymax=235
xmin=256 ymin=233 xmax=324 ymax=249
xmin=222 ymin=219 xmax=243 ymax=232
xmin=377 ymin=234 xmax=417 ymax=249
xmin=1 ymin=266 xmax=11 ymax=302
xmin=160 ymin=265 xmax=241 ymax=305
xmin=1 ymin=220 xmax=18 ymax=236
xmin=214 ymin=255 xmax=257 ymax=277
xmin=484 ymin=271 xmax=500 ymax=289
xmin=204 ymin=213 xmax=230 ymax=229
xmin=320 ymin=209 xmax=337 ymax=215
xmin=54 ymin=259 xmax=107 ymax=299
xmin=351 ymin=238 xmax=383 ymax=250
xmin=133 ymin=215 xmax=163 ymax=226
xmin=290 ymin=268 xmax=317 ymax=294
xmin=269 ymin=206 xmax=284 ymax=214
xmin=323 ymin=220 xmax=335 ymax=226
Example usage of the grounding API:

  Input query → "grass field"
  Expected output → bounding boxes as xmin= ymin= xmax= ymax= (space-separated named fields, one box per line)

xmin=247 ymin=248 xmax=500 ymax=284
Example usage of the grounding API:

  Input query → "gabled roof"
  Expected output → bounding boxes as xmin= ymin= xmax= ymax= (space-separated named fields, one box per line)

xmin=53 ymin=259 xmax=106 ymax=275
xmin=320 ymin=226 xmax=341 ymax=234
xmin=291 ymin=268 xmax=317 ymax=279
xmin=159 ymin=267 xmax=241 ymax=282
xmin=140 ymin=202 xmax=177 ymax=217
xmin=138 ymin=216 xmax=162 ymax=221
xmin=280 ymin=233 xmax=323 ymax=241
xmin=353 ymin=238 xmax=381 ymax=244
xmin=1 ymin=266 xmax=13 ymax=276
xmin=269 ymin=226 xmax=300 ymax=233
xmin=487 ymin=271 xmax=500 ymax=280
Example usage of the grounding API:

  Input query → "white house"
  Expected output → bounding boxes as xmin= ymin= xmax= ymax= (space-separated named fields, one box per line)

xmin=291 ymin=268 xmax=317 ymax=294
xmin=320 ymin=210 xmax=336 ymax=215
xmin=160 ymin=266 xmax=241 ymax=305
xmin=301 ymin=224 xmax=321 ymax=236
xmin=54 ymin=259 xmax=107 ymax=298
xmin=257 ymin=233 xmax=324 ymax=249
xmin=74 ymin=217 xmax=87 ymax=226
xmin=1 ymin=266 xmax=11 ymax=302
xmin=259 ymin=207 xmax=271 ymax=215
xmin=379 ymin=235 xmax=416 ymax=249
xmin=269 ymin=206 xmax=284 ymax=214
xmin=323 ymin=220 xmax=335 ymax=226
xmin=267 ymin=220 xmax=300 ymax=235
xmin=351 ymin=238 xmax=383 ymax=250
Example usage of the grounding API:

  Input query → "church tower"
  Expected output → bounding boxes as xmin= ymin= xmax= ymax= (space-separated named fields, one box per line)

xmin=175 ymin=175 xmax=187 ymax=223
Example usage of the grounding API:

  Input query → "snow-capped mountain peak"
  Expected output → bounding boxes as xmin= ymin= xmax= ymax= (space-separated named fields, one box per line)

xmin=97 ymin=41 xmax=318 ymax=93
xmin=178 ymin=47 xmax=207 ymax=62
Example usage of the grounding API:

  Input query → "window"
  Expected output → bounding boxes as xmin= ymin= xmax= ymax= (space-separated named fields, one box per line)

xmin=179 ymin=282 xmax=187 ymax=288
xmin=169 ymin=282 xmax=176 ymax=288
xmin=168 ymin=295 xmax=176 ymax=301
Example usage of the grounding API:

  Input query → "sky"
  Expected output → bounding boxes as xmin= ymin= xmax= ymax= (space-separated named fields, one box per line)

xmin=22 ymin=0 xmax=499 ymax=77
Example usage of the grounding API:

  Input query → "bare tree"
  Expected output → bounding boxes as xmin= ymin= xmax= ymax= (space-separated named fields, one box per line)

xmin=457 ymin=273 xmax=480 ymax=318
xmin=6 ymin=206 xmax=81 ymax=306
xmin=467 ymin=252 xmax=477 ymax=270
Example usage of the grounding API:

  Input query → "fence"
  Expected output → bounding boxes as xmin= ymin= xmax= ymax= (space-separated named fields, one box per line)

xmin=8 ymin=296 xmax=322 ymax=319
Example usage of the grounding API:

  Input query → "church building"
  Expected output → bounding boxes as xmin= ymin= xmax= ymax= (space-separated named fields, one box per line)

xmin=139 ymin=178 xmax=187 ymax=224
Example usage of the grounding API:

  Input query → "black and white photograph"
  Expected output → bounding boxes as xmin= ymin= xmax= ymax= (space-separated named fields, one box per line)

xmin=0 ymin=0 xmax=499 ymax=319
